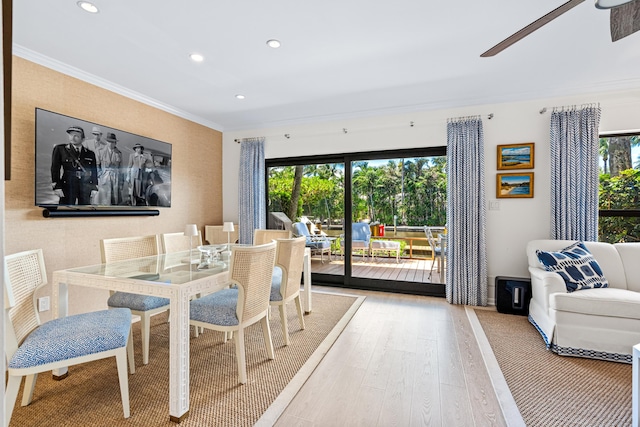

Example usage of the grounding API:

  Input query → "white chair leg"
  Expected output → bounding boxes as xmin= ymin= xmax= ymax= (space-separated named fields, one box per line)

xmin=279 ymin=304 xmax=290 ymax=346
xmin=127 ymin=329 xmax=135 ymax=375
xmin=235 ymin=328 xmax=247 ymax=384
xmin=5 ymin=375 xmax=21 ymax=426
xmin=261 ymin=316 xmax=275 ymax=360
xmin=295 ymin=296 xmax=306 ymax=330
xmin=115 ymin=348 xmax=131 ymax=418
xmin=141 ymin=313 xmax=150 ymax=365
xmin=21 ymin=373 xmax=38 ymax=406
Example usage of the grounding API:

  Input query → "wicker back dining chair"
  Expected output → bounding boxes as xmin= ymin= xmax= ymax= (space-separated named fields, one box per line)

xmin=270 ymin=236 xmax=307 ymax=346
xmin=204 ymin=224 xmax=239 ymax=245
xmin=101 ymin=235 xmax=169 ymax=365
xmin=4 ymin=249 xmax=135 ymax=425
xmin=160 ymin=231 xmax=203 ymax=254
xmin=189 ymin=241 xmax=277 ymax=384
xmin=253 ymin=228 xmax=291 ymax=245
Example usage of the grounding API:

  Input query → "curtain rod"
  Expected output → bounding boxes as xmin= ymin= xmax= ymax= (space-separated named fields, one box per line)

xmin=447 ymin=114 xmax=493 ymax=123
xmin=539 ymin=102 xmax=600 ymax=114
xmin=235 ymin=136 xmax=265 ymax=144
xmin=233 ymin=114 xmax=495 ymax=142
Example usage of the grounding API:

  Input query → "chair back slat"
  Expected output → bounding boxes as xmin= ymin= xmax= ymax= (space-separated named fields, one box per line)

xmin=4 ymin=249 xmax=47 ymax=345
xmin=253 ymin=229 xmax=291 ymax=245
xmin=275 ymin=237 xmax=306 ymax=300
xmin=101 ymin=235 xmax=160 ymax=263
xmin=230 ymin=242 xmax=276 ymax=322
xmin=161 ymin=231 xmax=202 ymax=254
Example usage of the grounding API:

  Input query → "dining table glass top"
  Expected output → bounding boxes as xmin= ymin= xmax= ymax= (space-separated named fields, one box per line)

xmin=64 ymin=250 xmax=229 ymax=285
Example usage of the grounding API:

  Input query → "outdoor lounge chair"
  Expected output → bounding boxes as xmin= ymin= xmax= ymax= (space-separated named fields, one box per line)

xmin=291 ymin=222 xmax=332 ymax=263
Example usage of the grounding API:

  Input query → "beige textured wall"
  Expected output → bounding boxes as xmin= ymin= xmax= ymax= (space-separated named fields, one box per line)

xmin=5 ymin=57 xmax=223 ymax=318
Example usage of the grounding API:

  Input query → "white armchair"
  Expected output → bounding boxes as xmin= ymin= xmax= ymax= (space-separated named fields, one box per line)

xmin=527 ymin=239 xmax=640 ymax=363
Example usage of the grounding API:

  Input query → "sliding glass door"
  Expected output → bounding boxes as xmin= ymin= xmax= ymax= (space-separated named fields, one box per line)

xmin=267 ymin=160 xmax=345 ymax=279
xmin=266 ymin=147 xmax=446 ymax=297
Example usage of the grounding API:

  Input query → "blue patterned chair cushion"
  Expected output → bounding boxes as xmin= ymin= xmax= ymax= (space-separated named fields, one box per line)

xmin=536 ymin=241 xmax=609 ymax=292
xmin=108 ymin=291 xmax=169 ymax=312
xmin=190 ymin=288 xmax=239 ymax=326
xmin=8 ymin=308 xmax=131 ymax=370
xmin=271 ymin=266 xmax=283 ymax=301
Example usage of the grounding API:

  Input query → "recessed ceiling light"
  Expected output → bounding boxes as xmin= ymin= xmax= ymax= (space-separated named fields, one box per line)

xmin=77 ymin=1 xmax=99 ymax=13
xmin=266 ymin=39 xmax=281 ymax=49
xmin=189 ymin=53 xmax=204 ymax=63
xmin=235 ymin=94 xmax=245 ymax=100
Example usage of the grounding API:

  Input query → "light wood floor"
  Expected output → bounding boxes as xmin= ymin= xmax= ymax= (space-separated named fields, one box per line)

xmin=275 ymin=287 xmax=507 ymax=426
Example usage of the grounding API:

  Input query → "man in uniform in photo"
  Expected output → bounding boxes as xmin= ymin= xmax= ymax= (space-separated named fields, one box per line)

xmin=97 ymin=132 xmax=123 ymax=205
xmin=50 ymin=125 xmax=99 ymax=205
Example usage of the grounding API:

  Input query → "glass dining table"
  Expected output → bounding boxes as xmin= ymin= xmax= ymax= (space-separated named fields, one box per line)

xmin=52 ymin=250 xmax=230 ymax=422
xmin=50 ymin=248 xmax=312 ymax=422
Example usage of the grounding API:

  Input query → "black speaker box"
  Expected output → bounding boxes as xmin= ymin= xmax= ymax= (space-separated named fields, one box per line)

xmin=495 ymin=276 xmax=532 ymax=316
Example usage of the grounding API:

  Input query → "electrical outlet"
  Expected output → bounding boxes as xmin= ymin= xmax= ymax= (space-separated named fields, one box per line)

xmin=38 ymin=296 xmax=50 ymax=312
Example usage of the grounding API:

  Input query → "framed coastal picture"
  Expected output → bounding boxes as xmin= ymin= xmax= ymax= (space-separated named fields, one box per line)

xmin=497 ymin=142 xmax=534 ymax=170
xmin=497 ymin=172 xmax=534 ymax=198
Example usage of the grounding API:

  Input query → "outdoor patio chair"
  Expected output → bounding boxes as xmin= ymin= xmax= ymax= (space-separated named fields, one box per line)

xmin=292 ymin=222 xmax=332 ymax=263
xmin=4 ymin=249 xmax=135 ymax=424
xmin=424 ymin=226 xmax=446 ymax=280
xmin=340 ymin=222 xmax=372 ymax=261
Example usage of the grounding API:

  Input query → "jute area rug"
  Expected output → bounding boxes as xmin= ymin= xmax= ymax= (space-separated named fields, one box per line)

xmin=8 ymin=291 xmax=364 ymax=427
xmin=470 ymin=308 xmax=632 ymax=427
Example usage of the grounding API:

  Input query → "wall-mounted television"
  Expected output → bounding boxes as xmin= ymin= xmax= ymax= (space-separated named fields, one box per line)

xmin=35 ymin=108 xmax=172 ymax=209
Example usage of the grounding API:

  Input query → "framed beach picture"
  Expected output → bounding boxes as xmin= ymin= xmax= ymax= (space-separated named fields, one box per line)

xmin=497 ymin=142 xmax=534 ymax=170
xmin=497 ymin=172 xmax=534 ymax=198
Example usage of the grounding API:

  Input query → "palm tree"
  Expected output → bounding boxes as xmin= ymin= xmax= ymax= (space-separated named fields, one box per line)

xmin=607 ymin=136 xmax=640 ymax=176
xmin=288 ymin=165 xmax=304 ymax=221
xmin=599 ymin=138 xmax=609 ymax=175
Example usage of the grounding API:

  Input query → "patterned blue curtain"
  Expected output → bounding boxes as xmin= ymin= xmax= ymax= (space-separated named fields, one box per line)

xmin=446 ymin=117 xmax=487 ymax=306
xmin=238 ymin=137 xmax=266 ymax=244
xmin=550 ymin=105 xmax=601 ymax=241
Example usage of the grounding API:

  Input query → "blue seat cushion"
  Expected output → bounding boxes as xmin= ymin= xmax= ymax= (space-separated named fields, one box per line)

xmin=271 ymin=266 xmax=283 ymax=301
xmin=190 ymin=288 xmax=239 ymax=326
xmin=8 ymin=308 xmax=131 ymax=370
xmin=108 ymin=291 xmax=169 ymax=312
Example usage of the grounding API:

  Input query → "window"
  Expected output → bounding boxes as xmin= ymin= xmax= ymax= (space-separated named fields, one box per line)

xmin=598 ymin=132 xmax=640 ymax=243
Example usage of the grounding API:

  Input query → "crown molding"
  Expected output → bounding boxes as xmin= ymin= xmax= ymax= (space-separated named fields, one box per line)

xmin=13 ymin=44 xmax=224 ymax=132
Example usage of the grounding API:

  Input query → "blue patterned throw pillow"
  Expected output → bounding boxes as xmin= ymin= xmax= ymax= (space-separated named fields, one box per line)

xmin=536 ymin=241 xmax=608 ymax=292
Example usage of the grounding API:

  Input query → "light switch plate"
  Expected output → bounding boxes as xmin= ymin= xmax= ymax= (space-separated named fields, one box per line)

xmin=489 ymin=200 xmax=500 ymax=210
xmin=38 ymin=296 xmax=50 ymax=312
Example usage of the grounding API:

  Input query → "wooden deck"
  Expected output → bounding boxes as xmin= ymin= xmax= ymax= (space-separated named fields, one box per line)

xmin=309 ymin=254 xmax=444 ymax=284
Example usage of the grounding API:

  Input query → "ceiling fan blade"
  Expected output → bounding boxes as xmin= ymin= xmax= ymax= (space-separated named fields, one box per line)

xmin=610 ymin=0 xmax=640 ymax=41
xmin=480 ymin=0 xmax=585 ymax=57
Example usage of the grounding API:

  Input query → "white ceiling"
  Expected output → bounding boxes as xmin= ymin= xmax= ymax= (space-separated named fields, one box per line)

xmin=13 ymin=0 xmax=640 ymax=131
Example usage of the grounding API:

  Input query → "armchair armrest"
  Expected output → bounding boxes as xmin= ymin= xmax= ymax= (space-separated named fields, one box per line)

xmin=529 ymin=266 xmax=566 ymax=313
